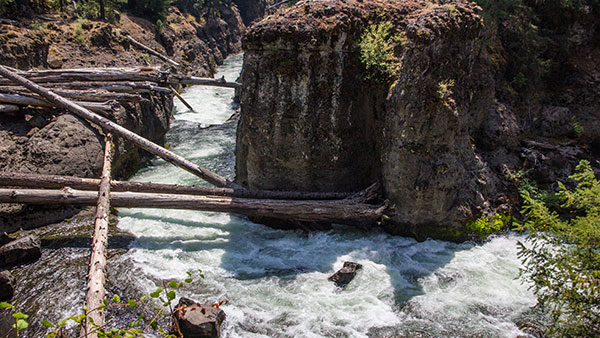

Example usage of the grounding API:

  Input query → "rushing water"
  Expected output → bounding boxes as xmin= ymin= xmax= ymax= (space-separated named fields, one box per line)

xmin=112 ymin=54 xmax=540 ymax=337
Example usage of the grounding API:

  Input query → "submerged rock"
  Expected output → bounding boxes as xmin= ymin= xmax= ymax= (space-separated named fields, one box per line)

xmin=328 ymin=262 xmax=363 ymax=287
xmin=0 ymin=234 xmax=41 ymax=268
xmin=174 ymin=297 xmax=226 ymax=338
xmin=0 ymin=270 xmax=15 ymax=301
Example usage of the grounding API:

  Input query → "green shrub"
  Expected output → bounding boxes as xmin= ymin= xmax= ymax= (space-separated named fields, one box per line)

xmin=358 ymin=21 xmax=401 ymax=81
xmin=127 ymin=0 xmax=172 ymax=21
xmin=466 ymin=213 xmax=510 ymax=239
xmin=517 ymin=160 xmax=600 ymax=336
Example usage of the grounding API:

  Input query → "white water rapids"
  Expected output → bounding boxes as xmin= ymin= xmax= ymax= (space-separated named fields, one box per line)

xmin=115 ymin=54 xmax=539 ymax=337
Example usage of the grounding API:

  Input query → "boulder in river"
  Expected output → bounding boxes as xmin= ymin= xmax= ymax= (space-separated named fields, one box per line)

xmin=0 ymin=234 xmax=41 ymax=268
xmin=328 ymin=262 xmax=363 ymax=287
xmin=174 ymin=297 xmax=226 ymax=338
xmin=0 ymin=270 xmax=15 ymax=301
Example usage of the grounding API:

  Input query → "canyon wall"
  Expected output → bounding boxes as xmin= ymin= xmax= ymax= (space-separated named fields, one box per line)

xmin=236 ymin=0 xmax=600 ymax=241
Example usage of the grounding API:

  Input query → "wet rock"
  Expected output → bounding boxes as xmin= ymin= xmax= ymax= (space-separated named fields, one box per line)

xmin=0 ymin=234 xmax=41 ymax=268
xmin=0 ymin=270 xmax=15 ymax=301
xmin=174 ymin=297 xmax=226 ymax=338
xmin=328 ymin=262 xmax=362 ymax=287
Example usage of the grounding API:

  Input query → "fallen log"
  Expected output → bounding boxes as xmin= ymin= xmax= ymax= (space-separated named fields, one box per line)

xmin=0 ymin=65 xmax=231 ymax=188
xmin=167 ymin=75 xmax=242 ymax=89
xmin=38 ymin=81 xmax=170 ymax=93
xmin=170 ymin=85 xmax=194 ymax=111
xmin=82 ymin=135 xmax=113 ymax=337
xmin=0 ymin=104 xmax=19 ymax=113
xmin=2 ymin=88 xmax=144 ymax=103
xmin=0 ymin=172 xmax=353 ymax=200
xmin=0 ymin=188 xmax=386 ymax=225
xmin=127 ymin=36 xmax=180 ymax=67
xmin=0 ymin=92 xmax=120 ymax=114
xmin=0 ymin=67 xmax=167 ymax=86
xmin=0 ymin=67 xmax=242 ymax=89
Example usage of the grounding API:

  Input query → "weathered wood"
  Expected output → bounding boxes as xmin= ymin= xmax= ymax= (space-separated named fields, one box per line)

xmin=0 ymin=67 xmax=168 ymax=86
xmin=0 ymin=188 xmax=386 ymax=225
xmin=35 ymin=81 xmax=170 ymax=93
xmin=0 ymin=104 xmax=19 ymax=113
xmin=0 ymin=67 xmax=242 ymax=89
xmin=3 ymin=88 xmax=144 ymax=103
xmin=168 ymin=75 xmax=242 ymax=89
xmin=0 ymin=172 xmax=353 ymax=200
xmin=170 ymin=86 xmax=194 ymax=111
xmin=0 ymin=65 xmax=231 ymax=188
xmin=127 ymin=36 xmax=180 ymax=67
xmin=82 ymin=135 xmax=113 ymax=338
xmin=0 ymin=92 xmax=120 ymax=114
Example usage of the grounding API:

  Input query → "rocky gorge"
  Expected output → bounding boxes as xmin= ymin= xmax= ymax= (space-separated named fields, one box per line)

xmin=236 ymin=0 xmax=600 ymax=241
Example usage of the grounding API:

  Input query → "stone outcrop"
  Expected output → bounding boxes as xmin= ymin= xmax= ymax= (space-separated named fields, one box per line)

xmin=236 ymin=0 xmax=497 ymax=240
xmin=0 ymin=3 xmax=246 ymax=233
xmin=0 ymin=270 xmax=15 ymax=301
xmin=0 ymin=234 xmax=41 ymax=268
xmin=174 ymin=297 xmax=226 ymax=338
xmin=236 ymin=0 xmax=600 ymax=241
xmin=328 ymin=262 xmax=362 ymax=287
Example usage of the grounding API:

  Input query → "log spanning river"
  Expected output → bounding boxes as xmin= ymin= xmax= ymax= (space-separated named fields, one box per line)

xmin=4 ymin=54 xmax=540 ymax=337
xmin=117 ymin=54 xmax=539 ymax=337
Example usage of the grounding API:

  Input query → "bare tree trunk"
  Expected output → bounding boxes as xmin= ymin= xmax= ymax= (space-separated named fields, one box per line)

xmin=0 ymin=188 xmax=386 ymax=225
xmin=169 ymin=86 xmax=194 ymax=111
xmin=0 ymin=104 xmax=19 ymax=113
xmin=0 ymin=172 xmax=353 ymax=200
xmin=2 ymin=88 xmax=144 ymax=103
xmin=0 ymin=92 xmax=120 ymax=114
xmin=0 ymin=65 xmax=231 ymax=188
xmin=0 ymin=67 xmax=242 ymax=89
xmin=82 ymin=135 xmax=113 ymax=338
xmin=127 ymin=36 xmax=180 ymax=67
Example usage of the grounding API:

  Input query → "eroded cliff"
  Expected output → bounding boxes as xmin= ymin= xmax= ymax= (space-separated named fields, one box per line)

xmin=236 ymin=0 xmax=600 ymax=241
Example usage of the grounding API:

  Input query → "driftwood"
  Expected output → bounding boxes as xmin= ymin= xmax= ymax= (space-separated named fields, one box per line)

xmin=127 ymin=36 xmax=180 ymax=67
xmin=0 ymin=67 xmax=242 ymax=89
xmin=0 ymin=65 xmax=231 ymax=188
xmin=170 ymin=86 xmax=194 ymax=111
xmin=0 ymin=104 xmax=19 ymax=113
xmin=2 ymin=88 xmax=144 ymax=103
xmin=0 ymin=67 xmax=168 ymax=86
xmin=0 ymin=172 xmax=353 ymax=200
xmin=0 ymin=188 xmax=386 ymax=225
xmin=82 ymin=135 xmax=113 ymax=337
xmin=39 ymin=81 xmax=170 ymax=93
xmin=0 ymin=92 xmax=120 ymax=114
xmin=169 ymin=75 xmax=241 ymax=89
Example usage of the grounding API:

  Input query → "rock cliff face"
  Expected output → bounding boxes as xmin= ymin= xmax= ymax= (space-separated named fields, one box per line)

xmin=0 ymin=4 xmax=246 ymax=232
xmin=236 ymin=0 xmax=600 ymax=241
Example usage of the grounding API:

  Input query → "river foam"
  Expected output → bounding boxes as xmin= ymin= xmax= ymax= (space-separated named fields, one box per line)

xmin=117 ymin=53 xmax=538 ymax=337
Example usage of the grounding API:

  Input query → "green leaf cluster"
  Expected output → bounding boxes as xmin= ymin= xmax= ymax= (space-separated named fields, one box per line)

xmin=517 ymin=160 xmax=600 ymax=336
xmin=358 ymin=21 xmax=402 ymax=82
xmin=1 ymin=270 xmax=207 ymax=338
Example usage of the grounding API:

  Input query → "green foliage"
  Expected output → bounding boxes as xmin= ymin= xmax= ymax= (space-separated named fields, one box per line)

xmin=572 ymin=120 xmax=584 ymax=138
xmin=358 ymin=21 xmax=401 ymax=82
xmin=127 ymin=0 xmax=172 ymax=21
xmin=466 ymin=213 xmax=511 ymax=239
xmin=436 ymin=79 xmax=455 ymax=101
xmin=517 ymin=160 xmax=600 ymax=336
xmin=0 ymin=270 xmax=214 ymax=338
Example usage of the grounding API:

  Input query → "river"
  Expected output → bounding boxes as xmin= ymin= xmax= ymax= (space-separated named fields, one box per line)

xmin=116 ymin=54 xmax=539 ymax=337
xmin=1 ymin=54 xmax=539 ymax=337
